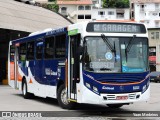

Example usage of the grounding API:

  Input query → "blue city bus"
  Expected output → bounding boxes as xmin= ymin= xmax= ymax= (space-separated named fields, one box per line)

xmin=8 ymin=21 xmax=150 ymax=109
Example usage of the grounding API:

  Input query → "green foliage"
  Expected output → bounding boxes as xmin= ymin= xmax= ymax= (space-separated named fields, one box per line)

xmin=103 ymin=0 xmax=129 ymax=8
xmin=102 ymin=0 xmax=108 ymax=8
xmin=47 ymin=4 xmax=59 ymax=12
xmin=41 ymin=3 xmax=59 ymax=12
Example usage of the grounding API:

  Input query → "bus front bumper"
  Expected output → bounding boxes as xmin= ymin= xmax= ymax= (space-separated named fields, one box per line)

xmin=80 ymin=85 xmax=150 ymax=105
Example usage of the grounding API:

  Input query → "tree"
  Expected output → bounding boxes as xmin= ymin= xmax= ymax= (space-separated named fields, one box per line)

xmin=47 ymin=4 xmax=59 ymax=12
xmin=41 ymin=3 xmax=59 ymax=12
xmin=103 ymin=0 xmax=129 ymax=8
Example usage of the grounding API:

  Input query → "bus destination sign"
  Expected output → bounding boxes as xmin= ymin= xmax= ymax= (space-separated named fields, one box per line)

xmin=86 ymin=22 xmax=146 ymax=33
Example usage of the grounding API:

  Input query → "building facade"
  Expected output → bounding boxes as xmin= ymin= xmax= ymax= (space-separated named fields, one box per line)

xmin=57 ymin=0 xmax=130 ymax=23
xmin=57 ymin=0 xmax=93 ymax=23
xmin=92 ymin=8 xmax=130 ymax=21
xmin=131 ymin=0 xmax=160 ymax=71
xmin=131 ymin=0 xmax=160 ymax=28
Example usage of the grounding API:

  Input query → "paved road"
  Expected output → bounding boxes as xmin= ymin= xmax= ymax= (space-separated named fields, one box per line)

xmin=0 ymin=83 xmax=160 ymax=119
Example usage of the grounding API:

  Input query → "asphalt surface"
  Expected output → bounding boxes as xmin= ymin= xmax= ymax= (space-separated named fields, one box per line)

xmin=0 ymin=83 xmax=160 ymax=119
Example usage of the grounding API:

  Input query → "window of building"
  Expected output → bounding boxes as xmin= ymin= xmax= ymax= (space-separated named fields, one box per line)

xmin=27 ymin=41 xmax=34 ymax=60
xmin=78 ymin=15 xmax=84 ymax=19
xmin=131 ymin=11 xmax=134 ymax=18
xmin=19 ymin=43 xmax=26 ymax=61
xmin=151 ymin=32 xmax=155 ymax=39
xmin=45 ymin=36 xmax=54 ymax=59
xmin=78 ymin=6 xmax=84 ymax=10
xmin=141 ymin=4 xmax=144 ymax=8
xmin=155 ymin=3 xmax=159 ymax=9
xmin=98 ymin=11 xmax=105 ymax=15
xmin=85 ymin=15 xmax=91 ymax=19
xmin=108 ymin=11 xmax=114 ymax=15
xmin=155 ymin=21 xmax=159 ymax=27
xmin=36 ymin=40 xmax=43 ymax=60
xmin=117 ymin=13 xmax=124 ymax=18
xmin=139 ymin=4 xmax=144 ymax=11
xmin=55 ymin=34 xmax=66 ymax=58
xmin=156 ymin=32 xmax=159 ymax=39
xmin=145 ymin=20 xmax=149 ymax=24
xmin=131 ymin=3 xmax=134 ymax=9
xmin=61 ymin=7 xmax=66 ymax=11
xmin=153 ymin=12 xmax=158 ymax=16
xmin=61 ymin=7 xmax=67 ymax=12
xmin=92 ymin=1 xmax=97 ymax=4
xmin=85 ymin=6 xmax=91 ymax=10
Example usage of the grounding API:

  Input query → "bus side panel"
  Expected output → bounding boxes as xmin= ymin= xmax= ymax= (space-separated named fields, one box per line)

xmin=8 ymin=43 xmax=16 ymax=88
xmin=44 ymin=60 xmax=59 ymax=85
xmin=8 ymin=61 xmax=15 ymax=88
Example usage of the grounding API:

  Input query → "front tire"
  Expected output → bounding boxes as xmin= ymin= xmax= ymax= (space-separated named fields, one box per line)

xmin=57 ymin=84 xmax=75 ymax=109
xmin=107 ymin=104 xmax=124 ymax=108
xmin=22 ymin=80 xmax=33 ymax=99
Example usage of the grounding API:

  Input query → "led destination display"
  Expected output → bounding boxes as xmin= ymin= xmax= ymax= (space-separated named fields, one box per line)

xmin=86 ymin=22 xmax=146 ymax=33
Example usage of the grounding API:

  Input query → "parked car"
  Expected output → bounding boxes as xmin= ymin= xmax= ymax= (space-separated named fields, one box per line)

xmin=150 ymin=71 xmax=160 ymax=83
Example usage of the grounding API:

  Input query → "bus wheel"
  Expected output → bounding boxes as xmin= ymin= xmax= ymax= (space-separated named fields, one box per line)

xmin=22 ymin=80 xmax=33 ymax=99
xmin=107 ymin=104 xmax=124 ymax=108
xmin=57 ymin=84 xmax=75 ymax=109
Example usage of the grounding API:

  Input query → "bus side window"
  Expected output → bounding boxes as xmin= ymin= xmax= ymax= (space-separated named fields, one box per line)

xmin=19 ymin=43 xmax=26 ymax=61
xmin=55 ymin=34 xmax=66 ymax=58
xmin=36 ymin=40 xmax=43 ymax=60
xmin=44 ymin=36 xmax=54 ymax=59
xmin=27 ymin=41 xmax=35 ymax=60
xmin=10 ymin=45 xmax=15 ymax=62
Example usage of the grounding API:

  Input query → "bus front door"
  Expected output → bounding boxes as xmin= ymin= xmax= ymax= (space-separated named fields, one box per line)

xmin=9 ymin=45 xmax=16 ymax=88
xmin=67 ymin=34 xmax=80 ymax=101
xmin=15 ymin=46 xmax=21 ymax=89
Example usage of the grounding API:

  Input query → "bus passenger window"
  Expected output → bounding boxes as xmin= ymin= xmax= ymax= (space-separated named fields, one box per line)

xmin=19 ymin=43 xmax=26 ymax=61
xmin=55 ymin=34 xmax=66 ymax=58
xmin=45 ymin=36 xmax=54 ymax=59
xmin=10 ymin=45 xmax=15 ymax=62
xmin=36 ymin=41 xmax=43 ymax=60
xmin=27 ymin=41 xmax=34 ymax=60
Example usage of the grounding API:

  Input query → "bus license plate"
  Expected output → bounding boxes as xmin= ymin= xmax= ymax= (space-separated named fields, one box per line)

xmin=116 ymin=96 xmax=128 ymax=100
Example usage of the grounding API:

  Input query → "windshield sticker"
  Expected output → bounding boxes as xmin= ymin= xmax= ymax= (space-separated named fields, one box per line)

xmin=122 ymin=61 xmax=127 ymax=66
xmin=90 ymin=62 xmax=114 ymax=69
xmin=121 ymin=44 xmax=125 ymax=49
xmin=105 ymin=52 xmax=113 ymax=60
xmin=116 ymin=55 xmax=120 ymax=60
xmin=122 ymin=66 xmax=128 ymax=72
xmin=122 ymin=66 xmax=145 ymax=72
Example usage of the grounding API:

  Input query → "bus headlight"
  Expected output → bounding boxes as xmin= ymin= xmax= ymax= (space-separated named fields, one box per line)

xmin=86 ymin=82 xmax=91 ymax=88
xmin=93 ymin=86 xmax=98 ymax=92
xmin=147 ymin=81 xmax=150 ymax=87
xmin=142 ymin=85 xmax=146 ymax=93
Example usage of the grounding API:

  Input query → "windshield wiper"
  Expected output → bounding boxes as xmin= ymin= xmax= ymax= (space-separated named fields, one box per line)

xmin=125 ymin=35 xmax=136 ymax=61
xmin=101 ymin=34 xmax=117 ymax=61
xmin=125 ymin=35 xmax=136 ymax=53
xmin=101 ymin=34 xmax=115 ymax=52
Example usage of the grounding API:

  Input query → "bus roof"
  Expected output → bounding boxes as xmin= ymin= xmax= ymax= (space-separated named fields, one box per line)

xmin=12 ymin=27 xmax=67 ymax=45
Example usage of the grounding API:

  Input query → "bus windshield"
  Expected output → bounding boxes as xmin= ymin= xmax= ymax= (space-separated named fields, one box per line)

xmin=83 ymin=36 xmax=148 ymax=73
